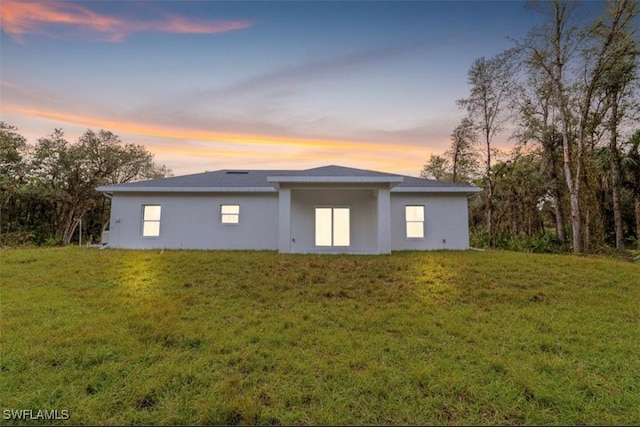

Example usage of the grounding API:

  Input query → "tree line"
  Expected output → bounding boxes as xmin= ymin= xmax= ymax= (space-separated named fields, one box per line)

xmin=0 ymin=123 xmax=170 ymax=246
xmin=422 ymin=0 xmax=640 ymax=254
xmin=2 ymin=1 xmax=638 ymax=255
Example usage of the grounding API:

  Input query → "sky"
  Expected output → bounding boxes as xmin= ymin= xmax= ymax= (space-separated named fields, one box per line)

xmin=0 ymin=0 xmax=545 ymax=177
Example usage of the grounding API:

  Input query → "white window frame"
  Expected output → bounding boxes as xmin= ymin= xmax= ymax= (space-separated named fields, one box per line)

xmin=315 ymin=206 xmax=350 ymax=247
xmin=142 ymin=205 xmax=161 ymax=237
xmin=220 ymin=204 xmax=240 ymax=224
xmin=405 ymin=205 xmax=424 ymax=239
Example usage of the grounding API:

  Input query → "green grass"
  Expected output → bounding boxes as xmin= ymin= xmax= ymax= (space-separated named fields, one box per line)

xmin=1 ymin=248 xmax=639 ymax=425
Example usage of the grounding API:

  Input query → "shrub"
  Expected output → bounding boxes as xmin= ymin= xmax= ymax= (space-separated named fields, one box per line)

xmin=471 ymin=228 xmax=567 ymax=254
xmin=43 ymin=236 xmax=63 ymax=247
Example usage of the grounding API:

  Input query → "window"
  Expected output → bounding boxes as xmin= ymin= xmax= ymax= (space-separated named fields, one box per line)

xmin=315 ymin=207 xmax=350 ymax=247
xmin=221 ymin=205 xmax=239 ymax=224
xmin=405 ymin=205 xmax=424 ymax=238
xmin=142 ymin=205 xmax=161 ymax=237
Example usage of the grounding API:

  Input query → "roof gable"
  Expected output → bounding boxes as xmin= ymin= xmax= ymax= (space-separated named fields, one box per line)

xmin=296 ymin=165 xmax=401 ymax=178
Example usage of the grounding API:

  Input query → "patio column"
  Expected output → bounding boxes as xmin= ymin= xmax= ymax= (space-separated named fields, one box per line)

xmin=278 ymin=187 xmax=291 ymax=253
xmin=377 ymin=187 xmax=391 ymax=254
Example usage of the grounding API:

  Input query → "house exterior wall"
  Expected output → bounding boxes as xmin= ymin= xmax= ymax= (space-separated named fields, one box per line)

xmin=390 ymin=193 xmax=470 ymax=250
xmin=105 ymin=189 xmax=472 ymax=252
xmin=107 ymin=192 xmax=278 ymax=249
xmin=288 ymin=187 xmax=380 ymax=254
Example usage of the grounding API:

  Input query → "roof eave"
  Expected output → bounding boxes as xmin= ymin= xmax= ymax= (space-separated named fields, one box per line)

xmin=392 ymin=186 xmax=481 ymax=193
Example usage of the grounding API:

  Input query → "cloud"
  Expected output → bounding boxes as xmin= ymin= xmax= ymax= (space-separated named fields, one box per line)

xmin=209 ymin=44 xmax=428 ymax=98
xmin=0 ymin=0 xmax=252 ymax=42
xmin=1 ymin=102 xmax=432 ymax=173
xmin=146 ymin=43 xmax=437 ymax=142
xmin=1 ymin=79 xmax=441 ymax=151
xmin=2 ymin=103 xmax=393 ymax=151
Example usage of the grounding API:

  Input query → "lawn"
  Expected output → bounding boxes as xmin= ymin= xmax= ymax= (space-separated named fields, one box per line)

xmin=1 ymin=248 xmax=639 ymax=425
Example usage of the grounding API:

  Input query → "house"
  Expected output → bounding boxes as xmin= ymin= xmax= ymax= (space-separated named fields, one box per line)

xmin=96 ymin=165 xmax=480 ymax=254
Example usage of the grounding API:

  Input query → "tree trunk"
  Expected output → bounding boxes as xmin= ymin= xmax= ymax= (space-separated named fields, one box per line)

xmin=542 ymin=94 xmax=565 ymax=243
xmin=608 ymin=93 xmax=625 ymax=249
xmin=552 ymin=183 xmax=565 ymax=242
xmin=585 ymin=205 xmax=591 ymax=252
xmin=62 ymin=214 xmax=74 ymax=245
xmin=452 ymin=160 xmax=458 ymax=183
xmin=547 ymin=148 xmax=565 ymax=242
xmin=559 ymin=98 xmax=582 ymax=253
xmin=610 ymin=151 xmax=624 ymax=249
xmin=631 ymin=139 xmax=640 ymax=248
xmin=568 ymin=186 xmax=581 ymax=252
xmin=57 ymin=204 xmax=77 ymax=245
xmin=0 ymin=202 xmax=3 ymax=245
xmin=635 ymin=195 xmax=640 ymax=248
xmin=486 ymin=132 xmax=494 ymax=246
xmin=552 ymin=0 xmax=582 ymax=253
xmin=65 ymin=219 xmax=79 ymax=246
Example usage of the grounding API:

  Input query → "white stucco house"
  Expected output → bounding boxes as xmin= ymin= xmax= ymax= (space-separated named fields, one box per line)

xmin=96 ymin=165 xmax=480 ymax=254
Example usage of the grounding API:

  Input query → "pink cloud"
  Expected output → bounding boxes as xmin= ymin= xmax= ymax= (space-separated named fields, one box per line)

xmin=0 ymin=0 xmax=252 ymax=42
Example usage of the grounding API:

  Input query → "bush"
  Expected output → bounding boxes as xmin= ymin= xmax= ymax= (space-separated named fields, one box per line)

xmin=43 ymin=237 xmax=63 ymax=247
xmin=469 ymin=226 xmax=489 ymax=248
xmin=0 ymin=230 xmax=35 ymax=246
xmin=470 ymin=228 xmax=567 ymax=253
xmin=522 ymin=231 xmax=566 ymax=253
xmin=630 ymin=249 xmax=640 ymax=262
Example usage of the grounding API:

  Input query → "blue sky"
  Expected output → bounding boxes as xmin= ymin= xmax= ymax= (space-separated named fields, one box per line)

xmin=1 ymin=1 xmax=542 ymax=176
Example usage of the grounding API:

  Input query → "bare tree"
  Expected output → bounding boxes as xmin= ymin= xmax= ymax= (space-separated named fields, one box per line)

xmin=457 ymin=52 xmax=516 ymax=245
xmin=515 ymin=70 xmax=567 ymax=243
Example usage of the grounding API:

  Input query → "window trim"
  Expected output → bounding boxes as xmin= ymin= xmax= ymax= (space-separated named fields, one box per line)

xmin=405 ymin=205 xmax=425 ymax=239
xmin=142 ymin=204 xmax=161 ymax=237
xmin=315 ymin=206 xmax=350 ymax=247
xmin=220 ymin=204 xmax=240 ymax=224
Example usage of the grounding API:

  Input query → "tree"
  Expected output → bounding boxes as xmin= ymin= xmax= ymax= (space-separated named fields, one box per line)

xmin=515 ymin=70 xmax=567 ymax=243
xmin=2 ymin=126 xmax=173 ymax=246
xmin=420 ymin=154 xmax=451 ymax=181
xmin=492 ymin=150 xmax=548 ymax=238
xmin=0 ymin=122 xmax=28 ymax=179
xmin=521 ymin=0 xmax=581 ymax=251
xmin=446 ymin=118 xmax=479 ymax=184
xmin=415 ymin=0 xmax=640 ymax=253
xmin=457 ymin=52 xmax=516 ymax=245
xmin=72 ymin=130 xmax=171 ymax=244
xmin=0 ymin=122 xmax=30 ymax=242
xmin=521 ymin=0 xmax=638 ymax=253
xmin=624 ymin=130 xmax=640 ymax=246
xmin=597 ymin=0 xmax=640 ymax=249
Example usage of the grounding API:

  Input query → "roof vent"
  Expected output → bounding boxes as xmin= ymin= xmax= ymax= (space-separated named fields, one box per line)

xmin=226 ymin=171 xmax=249 ymax=174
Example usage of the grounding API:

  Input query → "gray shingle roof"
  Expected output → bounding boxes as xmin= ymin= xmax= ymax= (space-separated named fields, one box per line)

xmin=100 ymin=169 xmax=287 ymax=190
xmin=96 ymin=165 xmax=480 ymax=193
